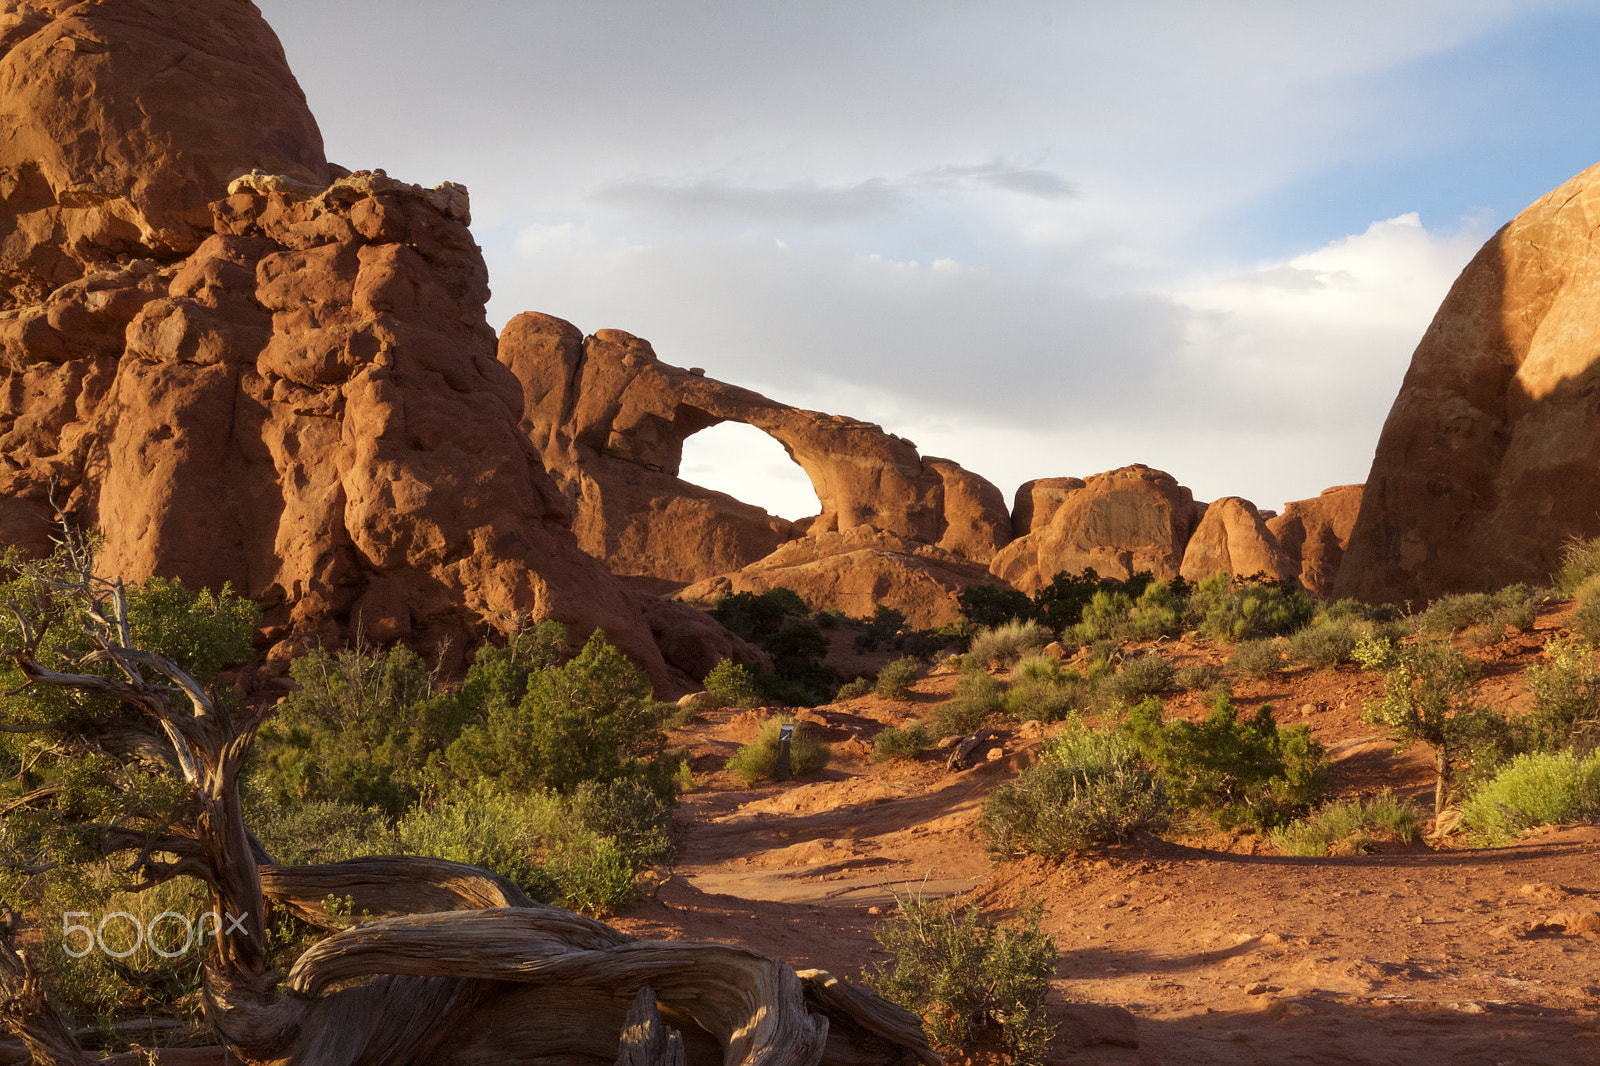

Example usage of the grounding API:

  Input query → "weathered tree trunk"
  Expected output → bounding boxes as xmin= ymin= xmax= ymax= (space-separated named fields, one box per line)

xmin=0 ymin=552 xmax=941 ymax=1066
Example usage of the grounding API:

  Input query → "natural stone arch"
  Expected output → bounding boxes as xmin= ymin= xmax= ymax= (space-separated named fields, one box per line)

xmin=678 ymin=418 xmax=825 ymax=523
xmin=498 ymin=313 xmax=1013 ymax=590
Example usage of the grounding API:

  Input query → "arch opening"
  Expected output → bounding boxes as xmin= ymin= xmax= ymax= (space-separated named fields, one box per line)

xmin=679 ymin=421 xmax=821 ymax=522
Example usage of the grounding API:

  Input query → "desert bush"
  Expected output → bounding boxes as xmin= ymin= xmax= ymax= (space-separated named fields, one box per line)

xmin=1572 ymin=586 xmax=1600 ymax=647
xmin=835 ymin=676 xmax=874 ymax=700
xmin=703 ymin=657 xmax=761 ymax=708
xmin=968 ymin=620 xmax=1052 ymax=669
xmin=1555 ymin=536 xmax=1600 ymax=596
xmin=1003 ymin=675 xmax=1087 ymax=723
xmin=1172 ymin=663 xmax=1225 ymax=691
xmin=1461 ymin=750 xmax=1600 ymax=845
xmin=876 ymin=656 xmax=924 ymax=700
xmin=725 ymin=717 xmax=832 ymax=784
xmin=1103 ymin=652 xmax=1174 ymax=703
xmin=1524 ymin=637 xmax=1600 ymax=753
xmin=254 ymin=639 xmax=472 ymax=814
xmin=931 ymin=670 xmax=1006 ymax=736
xmin=1226 ymin=639 xmax=1282 ymax=679
xmin=710 ymin=587 xmax=809 ymax=641
xmin=957 ymin=583 xmax=1037 ymax=630
xmin=1070 ymin=580 xmax=1181 ymax=644
xmin=867 ymin=896 xmax=1057 ymax=1062
xmin=1188 ymin=572 xmax=1316 ymax=642
xmin=1123 ymin=693 xmax=1327 ymax=828
xmin=1418 ymin=584 xmax=1538 ymax=646
xmin=1354 ymin=635 xmax=1501 ymax=821
xmin=980 ymin=725 xmax=1167 ymax=858
xmin=873 ymin=721 xmax=933 ymax=762
xmin=757 ymin=621 xmax=837 ymax=706
xmin=1288 ymin=619 xmax=1357 ymax=669
xmin=855 ymin=604 xmax=911 ymax=652
xmin=445 ymin=630 xmax=676 ymax=798
xmin=1270 ymin=792 xmax=1421 ymax=856
xmin=394 ymin=787 xmax=629 ymax=914
xmin=246 ymin=795 xmax=397 ymax=866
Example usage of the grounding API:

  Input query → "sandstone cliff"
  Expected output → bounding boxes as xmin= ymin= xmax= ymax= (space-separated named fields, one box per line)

xmin=0 ymin=0 xmax=743 ymax=692
xmin=1337 ymin=161 xmax=1600 ymax=603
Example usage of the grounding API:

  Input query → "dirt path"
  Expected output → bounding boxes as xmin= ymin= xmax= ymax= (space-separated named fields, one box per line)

xmin=615 ymin=613 xmax=1600 ymax=1063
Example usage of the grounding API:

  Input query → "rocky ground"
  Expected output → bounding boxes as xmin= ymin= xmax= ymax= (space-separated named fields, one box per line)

xmin=612 ymin=603 xmax=1600 ymax=1064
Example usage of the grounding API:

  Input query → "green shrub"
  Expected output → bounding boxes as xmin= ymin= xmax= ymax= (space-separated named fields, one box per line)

xmin=446 ymin=630 xmax=674 ymax=797
xmin=855 ymin=604 xmax=910 ymax=652
xmin=1270 ymin=792 xmax=1421 ymax=856
xmin=1462 ymin=750 xmax=1600 ymax=845
xmin=1555 ymin=537 xmax=1600 ymax=596
xmin=1419 ymin=585 xmax=1537 ymax=646
xmin=867 ymin=896 xmax=1056 ymax=1062
xmin=1227 ymin=639 xmax=1283 ymax=679
xmin=1188 ymin=572 xmax=1316 ymax=642
xmin=1002 ymin=675 xmax=1087 ymax=723
xmin=246 ymin=796 xmax=398 ymax=866
xmin=1123 ymin=693 xmax=1327 ymax=828
xmin=968 ymin=620 xmax=1052 ymax=669
xmin=1572 ymin=587 xmax=1600 ymax=647
xmin=931 ymin=671 xmax=1005 ymax=736
xmin=710 ymin=587 xmax=808 ymax=641
xmin=1070 ymin=580 xmax=1182 ymax=644
xmin=980 ymin=725 xmax=1167 ymax=857
xmin=835 ymin=676 xmax=874 ymax=700
xmin=957 ymin=583 xmax=1038 ymax=630
xmin=725 ymin=717 xmax=831 ymax=784
xmin=1173 ymin=663 xmax=1225 ymax=691
xmin=255 ymin=641 xmax=471 ymax=814
xmin=394 ymin=782 xmax=658 ymax=915
xmin=704 ymin=657 xmax=761 ymax=708
xmin=1104 ymin=652 xmax=1174 ymax=703
xmin=1355 ymin=635 xmax=1499 ymax=821
xmin=1524 ymin=637 xmax=1600 ymax=753
xmin=1288 ymin=619 xmax=1357 ymax=669
xmin=876 ymin=656 xmax=923 ymax=700
xmin=873 ymin=721 xmax=933 ymax=762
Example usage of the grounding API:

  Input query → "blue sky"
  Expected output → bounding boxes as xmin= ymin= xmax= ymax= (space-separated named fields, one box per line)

xmin=259 ymin=1 xmax=1600 ymax=521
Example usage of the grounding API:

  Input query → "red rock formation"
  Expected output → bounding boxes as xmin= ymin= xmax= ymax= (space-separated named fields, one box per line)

xmin=0 ymin=2 xmax=730 ymax=693
xmin=499 ymin=313 xmax=1012 ymax=585
xmin=988 ymin=465 xmax=1202 ymax=594
xmin=676 ymin=529 xmax=996 ymax=629
xmin=1268 ymin=484 xmax=1363 ymax=598
xmin=1010 ymin=477 xmax=1086 ymax=537
xmin=1336 ymin=161 xmax=1600 ymax=603
xmin=1179 ymin=496 xmax=1298 ymax=586
xmin=0 ymin=0 xmax=329 ymax=309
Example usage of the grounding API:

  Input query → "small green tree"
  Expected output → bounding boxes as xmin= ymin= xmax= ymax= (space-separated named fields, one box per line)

xmin=447 ymin=629 xmax=669 ymax=795
xmin=1354 ymin=636 xmax=1495 ymax=822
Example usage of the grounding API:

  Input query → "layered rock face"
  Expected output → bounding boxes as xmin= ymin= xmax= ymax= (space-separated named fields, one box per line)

xmin=1268 ymin=484 xmax=1363 ymax=598
xmin=499 ymin=312 xmax=1013 ymax=586
xmin=0 ymin=0 xmax=738 ymax=692
xmin=1336 ymin=161 xmax=1600 ymax=603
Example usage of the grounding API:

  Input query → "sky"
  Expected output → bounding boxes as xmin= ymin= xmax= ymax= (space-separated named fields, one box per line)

xmin=259 ymin=0 xmax=1600 ymax=522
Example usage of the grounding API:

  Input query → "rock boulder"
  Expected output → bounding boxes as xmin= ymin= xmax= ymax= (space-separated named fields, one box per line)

xmin=988 ymin=465 xmax=1202 ymax=594
xmin=1179 ymin=496 xmax=1298 ymax=586
xmin=1267 ymin=484 xmax=1363 ymax=598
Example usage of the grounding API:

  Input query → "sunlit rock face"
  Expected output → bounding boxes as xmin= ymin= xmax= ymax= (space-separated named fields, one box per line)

xmin=1337 ymin=160 xmax=1600 ymax=603
xmin=0 ymin=0 xmax=760 ymax=693
xmin=499 ymin=311 xmax=1012 ymax=588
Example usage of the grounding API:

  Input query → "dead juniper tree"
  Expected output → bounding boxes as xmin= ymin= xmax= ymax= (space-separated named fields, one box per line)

xmin=0 ymin=526 xmax=937 ymax=1065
